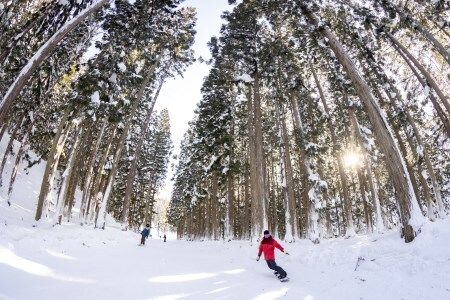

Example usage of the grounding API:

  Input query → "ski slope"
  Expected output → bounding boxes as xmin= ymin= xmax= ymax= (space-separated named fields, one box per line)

xmin=1 ymin=211 xmax=450 ymax=300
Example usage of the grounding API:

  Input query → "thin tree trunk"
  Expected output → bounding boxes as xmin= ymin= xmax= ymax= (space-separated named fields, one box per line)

xmin=288 ymin=91 xmax=310 ymax=239
xmin=275 ymin=80 xmax=298 ymax=241
xmin=211 ymin=174 xmax=219 ymax=240
xmin=225 ymin=89 xmax=236 ymax=240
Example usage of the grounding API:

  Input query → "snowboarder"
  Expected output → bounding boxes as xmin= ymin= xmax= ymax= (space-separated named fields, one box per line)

xmin=163 ymin=234 xmax=166 ymax=242
xmin=256 ymin=230 xmax=289 ymax=281
xmin=140 ymin=224 xmax=150 ymax=245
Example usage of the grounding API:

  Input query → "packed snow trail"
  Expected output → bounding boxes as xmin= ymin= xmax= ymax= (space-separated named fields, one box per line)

xmin=1 ymin=214 xmax=450 ymax=300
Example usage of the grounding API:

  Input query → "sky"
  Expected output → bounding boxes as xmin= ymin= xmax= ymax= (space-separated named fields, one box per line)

xmin=154 ymin=0 xmax=232 ymax=199
xmin=0 ymin=141 xmax=449 ymax=300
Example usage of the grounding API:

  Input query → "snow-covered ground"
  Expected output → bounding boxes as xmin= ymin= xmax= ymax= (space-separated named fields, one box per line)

xmin=1 ymin=138 xmax=450 ymax=300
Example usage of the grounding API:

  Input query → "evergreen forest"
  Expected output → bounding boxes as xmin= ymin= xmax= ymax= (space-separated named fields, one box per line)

xmin=0 ymin=0 xmax=449 ymax=244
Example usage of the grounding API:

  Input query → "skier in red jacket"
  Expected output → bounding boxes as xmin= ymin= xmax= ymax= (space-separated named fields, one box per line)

xmin=256 ymin=230 xmax=289 ymax=280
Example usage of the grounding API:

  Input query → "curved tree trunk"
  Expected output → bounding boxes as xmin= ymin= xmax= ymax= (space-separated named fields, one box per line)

xmin=0 ymin=0 xmax=109 ymax=124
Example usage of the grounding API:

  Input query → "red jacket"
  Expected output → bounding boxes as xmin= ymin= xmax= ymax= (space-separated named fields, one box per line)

xmin=258 ymin=237 xmax=284 ymax=261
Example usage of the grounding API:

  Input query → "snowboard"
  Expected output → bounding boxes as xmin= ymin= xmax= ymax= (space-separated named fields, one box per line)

xmin=274 ymin=272 xmax=289 ymax=282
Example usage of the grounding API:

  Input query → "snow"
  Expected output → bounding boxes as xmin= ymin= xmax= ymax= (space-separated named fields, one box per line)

xmin=109 ymin=73 xmax=117 ymax=84
xmin=90 ymin=91 xmax=100 ymax=106
xmin=117 ymin=63 xmax=127 ymax=72
xmin=235 ymin=74 xmax=254 ymax=83
xmin=1 ymin=137 xmax=450 ymax=300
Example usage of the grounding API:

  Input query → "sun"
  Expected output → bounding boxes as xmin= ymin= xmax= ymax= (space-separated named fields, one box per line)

xmin=343 ymin=151 xmax=363 ymax=169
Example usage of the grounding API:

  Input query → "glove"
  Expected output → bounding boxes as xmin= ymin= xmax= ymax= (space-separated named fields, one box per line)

xmin=284 ymin=251 xmax=289 ymax=255
xmin=256 ymin=256 xmax=260 ymax=261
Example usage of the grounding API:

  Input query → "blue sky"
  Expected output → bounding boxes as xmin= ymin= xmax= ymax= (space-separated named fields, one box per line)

xmin=154 ymin=0 xmax=232 ymax=198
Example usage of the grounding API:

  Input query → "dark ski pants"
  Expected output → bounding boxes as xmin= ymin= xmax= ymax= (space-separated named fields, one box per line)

xmin=140 ymin=236 xmax=146 ymax=245
xmin=266 ymin=260 xmax=287 ymax=278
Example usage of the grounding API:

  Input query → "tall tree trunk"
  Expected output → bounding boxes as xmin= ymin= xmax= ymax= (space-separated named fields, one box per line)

xmin=86 ymin=125 xmax=117 ymax=224
xmin=288 ymin=91 xmax=310 ymax=239
xmin=0 ymin=0 xmax=109 ymax=124
xmin=225 ymin=90 xmax=236 ymax=240
xmin=121 ymin=81 xmax=162 ymax=225
xmin=35 ymin=107 xmax=73 ymax=221
xmin=53 ymin=123 xmax=83 ymax=225
xmin=310 ymin=63 xmax=355 ymax=236
xmin=385 ymin=109 xmax=424 ymax=215
xmin=253 ymin=72 xmax=269 ymax=235
xmin=299 ymin=2 xmax=424 ymax=242
xmin=245 ymin=86 xmax=259 ymax=238
xmin=275 ymin=84 xmax=298 ymax=241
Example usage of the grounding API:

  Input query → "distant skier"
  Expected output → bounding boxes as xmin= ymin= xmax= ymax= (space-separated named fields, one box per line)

xmin=256 ymin=230 xmax=289 ymax=281
xmin=140 ymin=224 xmax=150 ymax=245
xmin=163 ymin=234 xmax=167 ymax=242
